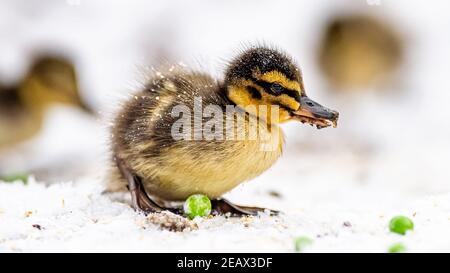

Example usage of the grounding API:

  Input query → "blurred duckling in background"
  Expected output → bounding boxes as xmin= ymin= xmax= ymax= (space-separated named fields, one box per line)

xmin=318 ymin=14 xmax=403 ymax=91
xmin=109 ymin=46 xmax=339 ymax=216
xmin=0 ymin=55 xmax=94 ymax=150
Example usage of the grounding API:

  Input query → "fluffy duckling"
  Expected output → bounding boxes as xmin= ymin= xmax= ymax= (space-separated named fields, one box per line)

xmin=0 ymin=55 xmax=93 ymax=149
xmin=109 ymin=46 xmax=339 ymax=215
xmin=318 ymin=15 xmax=403 ymax=91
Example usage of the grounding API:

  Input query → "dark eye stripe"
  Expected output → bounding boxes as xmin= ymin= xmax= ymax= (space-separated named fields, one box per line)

xmin=247 ymin=86 xmax=262 ymax=99
xmin=271 ymin=83 xmax=284 ymax=94
xmin=253 ymin=79 xmax=301 ymax=102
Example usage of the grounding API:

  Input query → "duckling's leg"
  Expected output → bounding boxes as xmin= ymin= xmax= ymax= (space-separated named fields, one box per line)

xmin=211 ymin=198 xmax=279 ymax=216
xmin=115 ymin=157 xmax=163 ymax=214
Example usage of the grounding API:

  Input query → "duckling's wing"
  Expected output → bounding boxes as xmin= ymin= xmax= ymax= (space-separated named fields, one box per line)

xmin=112 ymin=70 xmax=228 ymax=159
xmin=144 ymin=70 xmax=221 ymax=98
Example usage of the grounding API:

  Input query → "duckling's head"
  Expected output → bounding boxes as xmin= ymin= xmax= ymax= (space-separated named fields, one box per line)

xmin=19 ymin=55 xmax=94 ymax=114
xmin=225 ymin=46 xmax=338 ymax=128
xmin=318 ymin=15 xmax=403 ymax=90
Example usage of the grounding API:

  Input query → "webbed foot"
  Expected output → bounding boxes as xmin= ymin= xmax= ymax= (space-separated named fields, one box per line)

xmin=211 ymin=198 xmax=279 ymax=216
xmin=115 ymin=156 xmax=177 ymax=214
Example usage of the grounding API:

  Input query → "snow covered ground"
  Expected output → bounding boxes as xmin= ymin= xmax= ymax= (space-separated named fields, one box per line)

xmin=2 ymin=154 xmax=450 ymax=252
xmin=1 ymin=0 xmax=450 ymax=252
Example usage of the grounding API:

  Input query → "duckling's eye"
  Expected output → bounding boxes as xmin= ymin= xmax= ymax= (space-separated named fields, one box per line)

xmin=271 ymin=83 xmax=284 ymax=94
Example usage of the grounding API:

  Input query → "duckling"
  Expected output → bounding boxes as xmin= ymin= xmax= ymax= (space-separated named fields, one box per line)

xmin=0 ymin=55 xmax=93 ymax=149
xmin=109 ymin=46 xmax=339 ymax=216
xmin=318 ymin=15 xmax=403 ymax=91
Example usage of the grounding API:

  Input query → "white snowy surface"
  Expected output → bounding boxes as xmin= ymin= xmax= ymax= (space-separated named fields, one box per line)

xmin=1 ymin=129 xmax=450 ymax=253
xmin=1 ymin=0 xmax=450 ymax=252
xmin=1 ymin=142 xmax=450 ymax=253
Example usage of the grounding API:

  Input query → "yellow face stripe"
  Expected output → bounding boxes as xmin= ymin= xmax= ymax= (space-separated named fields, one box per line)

xmin=228 ymin=85 xmax=261 ymax=108
xmin=258 ymin=71 xmax=302 ymax=92
xmin=278 ymin=94 xmax=300 ymax=110
xmin=228 ymin=85 xmax=257 ymax=107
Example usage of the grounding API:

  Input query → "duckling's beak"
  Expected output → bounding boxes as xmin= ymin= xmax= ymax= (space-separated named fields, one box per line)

xmin=292 ymin=96 xmax=339 ymax=129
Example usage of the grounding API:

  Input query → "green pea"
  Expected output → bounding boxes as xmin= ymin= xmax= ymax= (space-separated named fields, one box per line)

xmin=1 ymin=173 xmax=29 ymax=184
xmin=388 ymin=243 xmax=407 ymax=253
xmin=183 ymin=194 xmax=212 ymax=219
xmin=294 ymin=236 xmax=313 ymax=252
xmin=389 ymin=216 xmax=414 ymax=235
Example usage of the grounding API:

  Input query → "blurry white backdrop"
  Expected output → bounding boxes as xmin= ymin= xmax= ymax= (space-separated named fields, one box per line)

xmin=1 ymin=0 xmax=450 ymax=252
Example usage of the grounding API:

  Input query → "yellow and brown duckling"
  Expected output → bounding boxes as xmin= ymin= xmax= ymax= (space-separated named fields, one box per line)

xmin=109 ymin=46 xmax=339 ymax=216
xmin=0 ymin=55 xmax=93 ymax=149
xmin=318 ymin=15 xmax=403 ymax=91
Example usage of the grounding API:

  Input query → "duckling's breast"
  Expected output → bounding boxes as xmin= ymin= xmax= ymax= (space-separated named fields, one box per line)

xmin=0 ymin=113 xmax=41 ymax=149
xmin=148 ymin=126 xmax=284 ymax=200
xmin=0 ymin=89 xmax=41 ymax=149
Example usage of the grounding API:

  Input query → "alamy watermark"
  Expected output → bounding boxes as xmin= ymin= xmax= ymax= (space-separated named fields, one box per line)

xmin=170 ymin=97 xmax=280 ymax=152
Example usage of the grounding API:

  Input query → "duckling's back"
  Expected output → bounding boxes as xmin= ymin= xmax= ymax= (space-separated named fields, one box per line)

xmin=109 ymin=69 xmax=283 ymax=200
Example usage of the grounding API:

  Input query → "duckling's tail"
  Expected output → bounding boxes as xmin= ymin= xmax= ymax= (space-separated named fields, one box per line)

xmin=103 ymin=162 xmax=128 ymax=193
